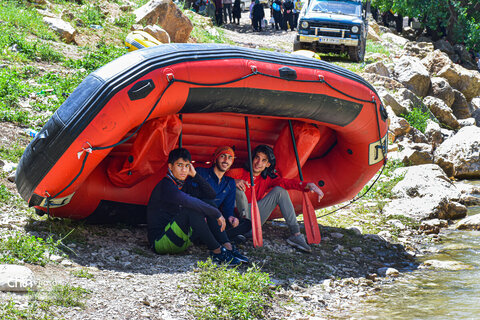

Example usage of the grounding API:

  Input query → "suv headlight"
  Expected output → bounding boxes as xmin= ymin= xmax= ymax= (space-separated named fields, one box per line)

xmin=301 ymin=21 xmax=309 ymax=29
xmin=351 ymin=26 xmax=359 ymax=33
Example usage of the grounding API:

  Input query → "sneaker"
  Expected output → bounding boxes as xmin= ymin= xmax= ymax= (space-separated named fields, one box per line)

xmin=210 ymin=246 xmax=242 ymax=267
xmin=232 ymin=234 xmax=247 ymax=245
xmin=287 ymin=234 xmax=312 ymax=253
xmin=229 ymin=244 xmax=249 ymax=264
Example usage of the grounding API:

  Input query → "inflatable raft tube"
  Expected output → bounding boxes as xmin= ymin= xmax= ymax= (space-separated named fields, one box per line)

xmin=16 ymin=43 xmax=388 ymax=223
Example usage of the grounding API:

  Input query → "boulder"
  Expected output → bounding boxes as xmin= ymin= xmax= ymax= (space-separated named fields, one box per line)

xmin=399 ymin=144 xmax=433 ymax=165
xmin=143 ymin=24 xmax=170 ymax=43
xmin=422 ymin=96 xmax=460 ymax=129
xmin=134 ymin=0 xmax=193 ymax=43
xmin=393 ymin=87 xmax=422 ymax=115
xmin=383 ymin=164 xmax=466 ymax=221
xmin=403 ymin=41 xmax=434 ymax=59
xmin=434 ymin=39 xmax=455 ymax=56
xmin=367 ymin=27 xmax=381 ymax=42
xmin=424 ymin=120 xmax=443 ymax=148
xmin=385 ymin=105 xmax=411 ymax=137
xmin=456 ymin=214 xmax=480 ymax=231
xmin=421 ymin=49 xmax=452 ymax=76
xmin=451 ymin=89 xmax=471 ymax=119
xmin=437 ymin=63 xmax=480 ymax=101
xmin=369 ymin=18 xmax=380 ymax=34
xmin=458 ymin=118 xmax=476 ymax=127
xmin=470 ymin=97 xmax=480 ymax=112
xmin=436 ymin=201 xmax=467 ymax=220
xmin=472 ymin=109 xmax=480 ymax=127
xmin=381 ymin=33 xmax=409 ymax=47
xmin=454 ymin=44 xmax=477 ymax=70
xmin=42 ymin=17 xmax=77 ymax=43
xmin=360 ymin=73 xmax=404 ymax=92
xmin=393 ymin=56 xmax=431 ymax=97
xmin=364 ymin=61 xmax=390 ymax=77
xmin=379 ymin=91 xmax=407 ymax=117
xmin=427 ymin=77 xmax=455 ymax=107
xmin=0 ymin=265 xmax=37 ymax=292
xmin=419 ymin=219 xmax=448 ymax=234
xmin=434 ymin=126 xmax=480 ymax=178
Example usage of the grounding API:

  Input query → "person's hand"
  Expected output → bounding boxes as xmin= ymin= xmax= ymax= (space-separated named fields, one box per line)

xmin=188 ymin=163 xmax=197 ymax=177
xmin=235 ymin=179 xmax=250 ymax=192
xmin=306 ymin=182 xmax=324 ymax=202
xmin=228 ymin=216 xmax=239 ymax=228
xmin=217 ymin=215 xmax=226 ymax=232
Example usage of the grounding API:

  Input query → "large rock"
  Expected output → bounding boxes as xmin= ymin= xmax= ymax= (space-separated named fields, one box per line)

xmin=43 ymin=17 xmax=77 ymax=43
xmin=364 ymin=61 xmax=390 ymax=77
xmin=472 ymin=109 xmax=480 ymax=127
xmin=0 ymin=265 xmax=37 ymax=292
xmin=393 ymin=56 xmax=431 ymax=97
xmin=367 ymin=27 xmax=381 ymax=42
xmin=360 ymin=73 xmax=404 ymax=92
xmin=437 ymin=63 xmax=480 ymax=101
xmin=134 ymin=0 xmax=193 ymax=43
xmin=434 ymin=39 xmax=455 ymax=57
xmin=392 ymin=88 xmax=422 ymax=115
xmin=434 ymin=126 xmax=480 ymax=178
xmin=403 ymin=41 xmax=434 ymax=59
xmin=421 ymin=49 xmax=453 ymax=75
xmin=427 ymin=77 xmax=455 ymax=107
xmin=381 ymin=33 xmax=409 ymax=47
xmin=424 ymin=120 xmax=443 ymax=148
xmin=385 ymin=105 xmax=411 ymax=137
xmin=383 ymin=164 xmax=467 ymax=221
xmin=456 ymin=214 xmax=480 ymax=230
xmin=454 ymin=44 xmax=477 ymax=70
xmin=451 ymin=89 xmax=471 ymax=119
xmin=398 ymin=143 xmax=433 ymax=165
xmin=144 ymin=24 xmax=171 ymax=43
xmin=423 ymin=96 xmax=460 ymax=129
xmin=379 ymin=91 xmax=407 ymax=117
xmin=421 ymin=259 xmax=472 ymax=271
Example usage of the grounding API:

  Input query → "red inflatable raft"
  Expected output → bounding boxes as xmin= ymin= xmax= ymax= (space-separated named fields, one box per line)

xmin=16 ymin=44 xmax=388 ymax=224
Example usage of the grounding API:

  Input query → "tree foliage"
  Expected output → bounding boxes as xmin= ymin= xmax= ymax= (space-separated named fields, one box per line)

xmin=371 ymin=0 xmax=480 ymax=51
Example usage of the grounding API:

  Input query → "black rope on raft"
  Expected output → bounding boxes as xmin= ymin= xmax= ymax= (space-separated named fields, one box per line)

xmin=43 ymin=67 xmax=387 ymax=212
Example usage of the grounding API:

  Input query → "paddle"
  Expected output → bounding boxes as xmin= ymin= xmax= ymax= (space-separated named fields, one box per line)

xmin=288 ymin=120 xmax=321 ymax=244
xmin=245 ymin=117 xmax=263 ymax=247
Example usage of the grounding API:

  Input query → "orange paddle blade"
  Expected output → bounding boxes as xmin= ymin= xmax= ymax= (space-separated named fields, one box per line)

xmin=250 ymin=186 xmax=263 ymax=247
xmin=302 ymin=193 xmax=321 ymax=244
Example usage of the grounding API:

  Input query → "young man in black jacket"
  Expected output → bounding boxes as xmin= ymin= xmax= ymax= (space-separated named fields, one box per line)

xmin=147 ymin=148 xmax=244 ymax=265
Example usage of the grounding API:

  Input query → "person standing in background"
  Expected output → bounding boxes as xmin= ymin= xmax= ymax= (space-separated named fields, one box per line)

xmin=223 ymin=0 xmax=233 ymax=24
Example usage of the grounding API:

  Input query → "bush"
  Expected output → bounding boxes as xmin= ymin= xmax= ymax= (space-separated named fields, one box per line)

xmin=0 ymin=232 xmax=61 ymax=266
xmin=403 ymin=107 xmax=430 ymax=133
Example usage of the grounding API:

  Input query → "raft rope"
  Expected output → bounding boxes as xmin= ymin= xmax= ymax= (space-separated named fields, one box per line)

xmin=44 ymin=66 xmax=388 ymax=218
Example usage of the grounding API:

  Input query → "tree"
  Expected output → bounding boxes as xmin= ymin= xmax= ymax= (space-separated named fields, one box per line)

xmin=370 ymin=0 xmax=480 ymax=51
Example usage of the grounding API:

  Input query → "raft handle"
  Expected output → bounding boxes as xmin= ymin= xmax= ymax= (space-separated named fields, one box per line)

xmin=31 ymin=129 xmax=49 ymax=152
xmin=128 ymin=79 xmax=155 ymax=101
xmin=250 ymin=65 xmax=257 ymax=73
xmin=278 ymin=67 xmax=297 ymax=80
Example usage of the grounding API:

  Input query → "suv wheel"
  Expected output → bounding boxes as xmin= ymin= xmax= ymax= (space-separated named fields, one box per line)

xmin=348 ymin=39 xmax=365 ymax=62
xmin=293 ymin=38 xmax=304 ymax=51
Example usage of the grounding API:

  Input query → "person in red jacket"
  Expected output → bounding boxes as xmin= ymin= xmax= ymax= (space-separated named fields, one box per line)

xmin=227 ymin=145 xmax=324 ymax=252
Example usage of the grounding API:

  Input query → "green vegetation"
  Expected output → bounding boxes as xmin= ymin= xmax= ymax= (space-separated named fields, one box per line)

xmin=79 ymin=4 xmax=105 ymax=27
xmin=0 ymin=142 xmax=26 ymax=162
xmin=64 ymin=42 xmax=127 ymax=72
xmin=0 ymin=232 xmax=62 ymax=266
xmin=71 ymin=268 xmax=95 ymax=279
xmin=193 ymin=260 xmax=275 ymax=320
xmin=45 ymin=283 xmax=91 ymax=307
xmin=403 ymin=107 xmax=430 ymax=133
xmin=0 ymin=184 xmax=13 ymax=203
xmin=371 ymin=0 xmax=480 ymax=51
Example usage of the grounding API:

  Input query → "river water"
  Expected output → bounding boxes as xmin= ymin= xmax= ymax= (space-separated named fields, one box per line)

xmin=350 ymin=181 xmax=480 ymax=320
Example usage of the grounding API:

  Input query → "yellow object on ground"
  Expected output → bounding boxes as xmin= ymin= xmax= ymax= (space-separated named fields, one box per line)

xmin=291 ymin=50 xmax=322 ymax=60
xmin=125 ymin=31 xmax=162 ymax=52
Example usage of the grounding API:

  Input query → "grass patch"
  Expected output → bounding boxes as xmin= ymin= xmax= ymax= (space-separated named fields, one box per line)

xmin=0 ymin=184 xmax=13 ymax=203
xmin=79 ymin=4 xmax=105 ymax=27
xmin=45 ymin=283 xmax=91 ymax=308
xmin=0 ymin=232 xmax=62 ymax=266
xmin=366 ymin=41 xmax=391 ymax=56
xmin=71 ymin=268 xmax=95 ymax=279
xmin=193 ymin=259 xmax=275 ymax=320
xmin=64 ymin=42 xmax=127 ymax=72
xmin=402 ymin=107 xmax=430 ymax=133
xmin=0 ymin=142 xmax=26 ymax=162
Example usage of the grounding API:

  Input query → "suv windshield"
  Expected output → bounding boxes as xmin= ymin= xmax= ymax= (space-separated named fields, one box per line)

xmin=311 ymin=0 xmax=361 ymax=16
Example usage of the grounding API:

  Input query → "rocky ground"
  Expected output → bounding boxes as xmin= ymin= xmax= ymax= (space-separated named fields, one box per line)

xmin=2 ymin=2 xmax=480 ymax=320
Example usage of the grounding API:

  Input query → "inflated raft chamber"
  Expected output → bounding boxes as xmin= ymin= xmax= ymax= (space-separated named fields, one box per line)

xmin=16 ymin=44 xmax=388 ymax=223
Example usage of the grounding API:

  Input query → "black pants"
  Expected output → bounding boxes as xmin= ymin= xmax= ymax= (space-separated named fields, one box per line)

xmin=283 ymin=12 xmax=294 ymax=30
xmin=226 ymin=218 xmax=252 ymax=239
xmin=252 ymin=17 xmax=262 ymax=31
xmin=223 ymin=4 xmax=232 ymax=23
